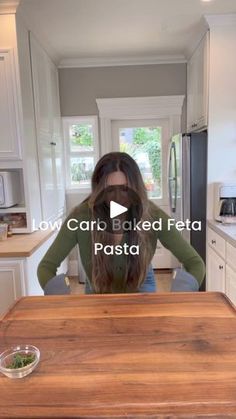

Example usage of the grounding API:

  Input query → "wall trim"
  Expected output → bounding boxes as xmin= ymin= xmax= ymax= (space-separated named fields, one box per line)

xmin=205 ymin=13 xmax=236 ymax=27
xmin=96 ymin=96 xmax=185 ymax=119
xmin=96 ymin=95 xmax=185 ymax=155
xmin=0 ymin=1 xmax=19 ymax=14
xmin=58 ymin=54 xmax=187 ymax=68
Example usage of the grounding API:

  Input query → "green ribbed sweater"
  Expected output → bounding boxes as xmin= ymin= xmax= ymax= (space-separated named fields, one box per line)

xmin=37 ymin=201 xmax=205 ymax=292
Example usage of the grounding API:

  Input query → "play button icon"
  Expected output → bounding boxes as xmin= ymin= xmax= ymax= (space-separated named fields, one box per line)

xmin=93 ymin=185 xmax=143 ymax=234
xmin=110 ymin=201 xmax=128 ymax=219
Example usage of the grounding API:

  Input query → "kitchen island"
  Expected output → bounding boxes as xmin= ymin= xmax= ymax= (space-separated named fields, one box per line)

xmin=0 ymin=292 xmax=236 ymax=418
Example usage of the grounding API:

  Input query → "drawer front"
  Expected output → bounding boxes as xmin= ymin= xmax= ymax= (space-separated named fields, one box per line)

xmin=208 ymin=228 xmax=226 ymax=259
xmin=226 ymin=242 xmax=236 ymax=270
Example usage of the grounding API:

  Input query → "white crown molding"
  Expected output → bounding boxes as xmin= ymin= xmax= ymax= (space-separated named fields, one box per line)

xmin=205 ymin=13 xmax=236 ymax=28
xmin=0 ymin=0 xmax=19 ymax=14
xmin=58 ymin=54 xmax=187 ymax=69
xmin=96 ymin=96 xmax=185 ymax=119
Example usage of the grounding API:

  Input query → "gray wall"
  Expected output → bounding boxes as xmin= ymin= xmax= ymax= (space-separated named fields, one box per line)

xmin=59 ymin=63 xmax=187 ymax=117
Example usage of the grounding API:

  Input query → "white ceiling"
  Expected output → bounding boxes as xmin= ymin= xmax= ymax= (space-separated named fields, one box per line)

xmin=16 ymin=0 xmax=236 ymax=66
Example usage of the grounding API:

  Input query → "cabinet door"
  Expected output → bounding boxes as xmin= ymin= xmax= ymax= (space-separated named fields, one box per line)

xmin=0 ymin=260 xmax=24 ymax=316
xmin=226 ymin=265 xmax=236 ymax=306
xmin=0 ymin=50 xmax=21 ymax=160
xmin=187 ymin=53 xmax=197 ymax=132
xmin=187 ymin=32 xmax=209 ymax=132
xmin=195 ymin=33 xmax=209 ymax=130
xmin=207 ymin=246 xmax=225 ymax=292
xmin=30 ymin=34 xmax=65 ymax=220
xmin=49 ymin=62 xmax=65 ymax=215
xmin=30 ymin=34 xmax=56 ymax=220
xmin=49 ymin=60 xmax=61 ymax=139
xmin=30 ymin=35 xmax=51 ymax=136
xmin=38 ymin=135 xmax=58 ymax=221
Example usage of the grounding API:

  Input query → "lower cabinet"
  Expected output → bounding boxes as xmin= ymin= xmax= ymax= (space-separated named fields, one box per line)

xmin=0 ymin=260 xmax=25 ymax=317
xmin=0 ymin=232 xmax=68 ymax=317
xmin=226 ymin=265 xmax=236 ymax=305
xmin=207 ymin=246 xmax=225 ymax=292
xmin=207 ymin=227 xmax=236 ymax=306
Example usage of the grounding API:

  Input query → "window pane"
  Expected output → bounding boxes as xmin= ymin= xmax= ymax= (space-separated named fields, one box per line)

xmin=69 ymin=123 xmax=94 ymax=152
xmin=119 ymin=127 xmax=162 ymax=198
xmin=70 ymin=157 xmax=94 ymax=186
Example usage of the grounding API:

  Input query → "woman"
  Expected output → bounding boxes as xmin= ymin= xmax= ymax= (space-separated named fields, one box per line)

xmin=38 ymin=152 xmax=205 ymax=294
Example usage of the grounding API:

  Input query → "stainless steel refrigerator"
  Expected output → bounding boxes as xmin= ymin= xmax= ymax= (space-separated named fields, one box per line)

xmin=168 ymin=131 xmax=207 ymax=291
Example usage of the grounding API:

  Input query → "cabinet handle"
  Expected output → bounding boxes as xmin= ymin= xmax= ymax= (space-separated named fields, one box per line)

xmin=50 ymin=142 xmax=56 ymax=146
xmin=219 ymin=265 xmax=224 ymax=270
xmin=211 ymin=239 xmax=216 ymax=245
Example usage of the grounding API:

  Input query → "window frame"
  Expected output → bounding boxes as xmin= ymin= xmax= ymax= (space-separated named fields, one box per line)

xmin=62 ymin=116 xmax=99 ymax=192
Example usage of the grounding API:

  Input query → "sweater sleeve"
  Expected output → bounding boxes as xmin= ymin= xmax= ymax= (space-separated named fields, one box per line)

xmin=37 ymin=213 xmax=78 ymax=290
xmin=154 ymin=206 xmax=205 ymax=287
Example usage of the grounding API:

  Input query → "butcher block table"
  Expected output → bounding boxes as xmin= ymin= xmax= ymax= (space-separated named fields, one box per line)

xmin=0 ymin=292 xmax=236 ymax=418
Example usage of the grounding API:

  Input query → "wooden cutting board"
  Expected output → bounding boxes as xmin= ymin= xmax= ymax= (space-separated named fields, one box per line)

xmin=0 ymin=292 xmax=236 ymax=418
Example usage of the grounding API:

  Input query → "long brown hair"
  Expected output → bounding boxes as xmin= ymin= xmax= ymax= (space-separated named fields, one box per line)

xmin=87 ymin=152 xmax=154 ymax=293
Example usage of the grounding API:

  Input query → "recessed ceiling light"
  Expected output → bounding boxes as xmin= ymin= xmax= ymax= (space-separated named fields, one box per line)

xmin=201 ymin=0 xmax=214 ymax=2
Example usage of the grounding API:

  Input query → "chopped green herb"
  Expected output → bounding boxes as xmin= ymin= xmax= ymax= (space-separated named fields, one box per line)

xmin=6 ymin=353 xmax=36 ymax=369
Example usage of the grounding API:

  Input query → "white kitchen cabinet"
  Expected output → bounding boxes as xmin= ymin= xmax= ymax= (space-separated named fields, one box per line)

xmin=30 ymin=33 xmax=65 ymax=221
xmin=0 ymin=232 xmax=69 ymax=317
xmin=207 ymin=245 xmax=225 ymax=292
xmin=207 ymin=227 xmax=226 ymax=259
xmin=30 ymin=35 xmax=52 ymax=136
xmin=207 ymin=226 xmax=236 ymax=305
xmin=226 ymin=265 xmax=236 ymax=306
xmin=0 ymin=16 xmax=65 ymax=232
xmin=0 ymin=49 xmax=21 ymax=160
xmin=0 ymin=260 xmax=25 ymax=317
xmin=187 ymin=32 xmax=209 ymax=133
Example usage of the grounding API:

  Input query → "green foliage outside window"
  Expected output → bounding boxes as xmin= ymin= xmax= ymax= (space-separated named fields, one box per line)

xmin=70 ymin=124 xmax=93 ymax=147
xmin=70 ymin=123 xmax=93 ymax=184
xmin=120 ymin=127 xmax=162 ymax=191
xmin=69 ymin=125 xmax=161 ymax=191
xmin=133 ymin=127 xmax=161 ymax=182
xmin=71 ymin=160 xmax=94 ymax=184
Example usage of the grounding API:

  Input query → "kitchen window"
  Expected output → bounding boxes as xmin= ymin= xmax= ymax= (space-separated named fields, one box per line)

xmin=63 ymin=116 xmax=99 ymax=190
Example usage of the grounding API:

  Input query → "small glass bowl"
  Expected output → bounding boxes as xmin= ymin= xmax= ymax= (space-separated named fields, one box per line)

xmin=0 ymin=345 xmax=40 ymax=379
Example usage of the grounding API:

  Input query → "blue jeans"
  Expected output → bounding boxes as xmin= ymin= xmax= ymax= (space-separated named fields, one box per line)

xmin=84 ymin=265 xmax=156 ymax=294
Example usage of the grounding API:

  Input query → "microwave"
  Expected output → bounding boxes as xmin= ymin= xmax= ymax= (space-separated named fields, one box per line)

xmin=0 ymin=171 xmax=21 ymax=208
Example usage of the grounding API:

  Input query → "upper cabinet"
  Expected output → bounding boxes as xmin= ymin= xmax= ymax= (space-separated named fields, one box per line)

xmin=0 ymin=15 xmax=65 ymax=232
xmin=30 ymin=33 xmax=65 ymax=221
xmin=0 ymin=49 xmax=22 ymax=160
xmin=187 ymin=32 xmax=209 ymax=133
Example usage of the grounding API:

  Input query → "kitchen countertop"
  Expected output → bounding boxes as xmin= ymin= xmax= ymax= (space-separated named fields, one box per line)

xmin=0 ymin=292 xmax=236 ymax=418
xmin=208 ymin=220 xmax=236 ymax=247
xmin=0 ymin=229 xmax=54 ymax=257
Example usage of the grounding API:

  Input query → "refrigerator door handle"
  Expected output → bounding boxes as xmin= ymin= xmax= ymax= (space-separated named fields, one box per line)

xmin=167 ymin=143 xmax=173 ymax=212
xmin=168 ymin=142 xmax=177 ymax=213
